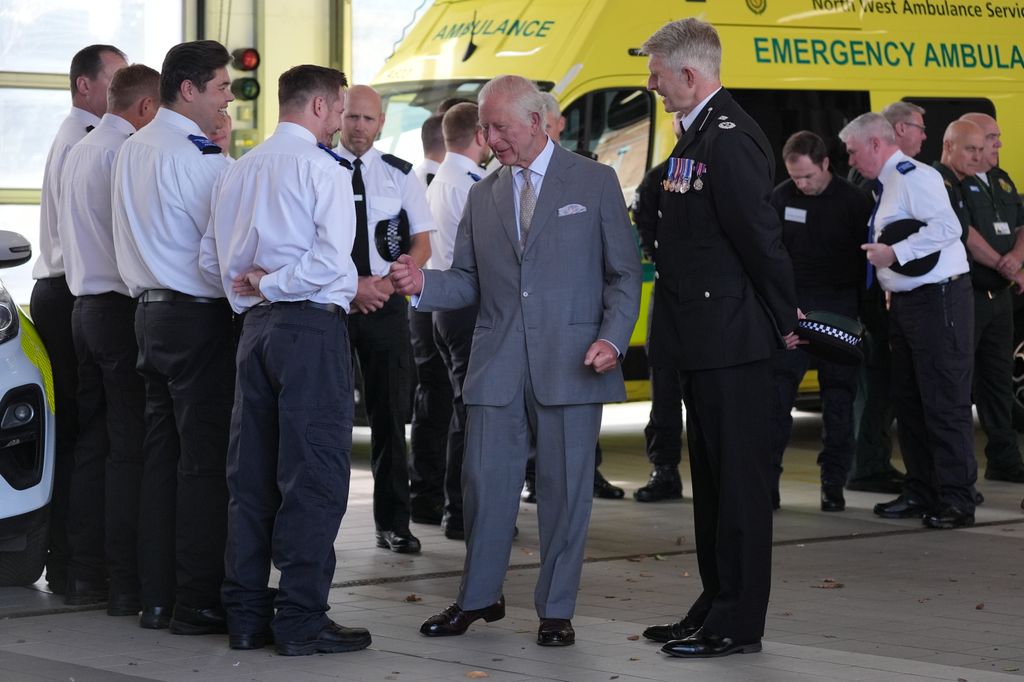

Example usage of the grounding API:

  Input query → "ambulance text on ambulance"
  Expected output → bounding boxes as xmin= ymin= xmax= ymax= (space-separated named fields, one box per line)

xmin=753 ymin=37 xmax=1024 ymax=70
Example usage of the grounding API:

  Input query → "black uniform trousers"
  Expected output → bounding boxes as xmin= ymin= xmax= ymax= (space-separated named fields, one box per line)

xmin=222 ymin=304 xmax=352 ymax=643
xmin=347 ymin=292 xmax=412 ymax=533
xmin=644 ymin=290 xmax=683 ymax=468
xmin=29 ymin=275 xmax=78 ymax=586
xmin=681 ymin=358 xmax=773 ymax=642
xmin=407 ymin=306 xmax=453 ymax=516
xmin=135 ymin=298 xmax=234 ymax=609
xmin=890 ymin=276 xmax=977 ymax=511
xmin=851 ymin=285 xmax=898 ymax=481
xmin=973 ymin=288 xmax=1021 ymax=472
xmin=769 ymin=287 xmax=859 ymax=486
xmin=66 ymin=293 xmax=145 ymax=595
xmin=433 ymin=303 xmax=478 ymax=529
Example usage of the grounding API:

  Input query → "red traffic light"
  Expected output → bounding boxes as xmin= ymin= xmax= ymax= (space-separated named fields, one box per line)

xmin=231 ymin=48 xmax=260 ymax=71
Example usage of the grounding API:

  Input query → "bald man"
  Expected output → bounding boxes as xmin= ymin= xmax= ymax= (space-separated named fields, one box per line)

xmin=335 ymin=84 xmax=435 ymax=553
xmin=958 ymin=113 xmax=1024 ymax=483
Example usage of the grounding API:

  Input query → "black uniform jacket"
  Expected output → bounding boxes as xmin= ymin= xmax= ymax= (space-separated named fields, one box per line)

xmin=649 ymin=88 xmax=797 ymax=371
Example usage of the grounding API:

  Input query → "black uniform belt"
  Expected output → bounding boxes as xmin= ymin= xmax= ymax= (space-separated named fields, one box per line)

xmin=138 ymin=289 xmax=222 ymax=304
xmin=899 ymin=273 xmax=964 ymax=295
xmin=257 ymin=300 xmax=347 ymax=316
xmin=974 ymin=284 xmax=1011 ymax=300
xmin=78 ymin=292 xmax=135 ymax=303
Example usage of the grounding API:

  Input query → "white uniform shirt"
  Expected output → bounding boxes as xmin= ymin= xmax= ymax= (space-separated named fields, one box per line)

xmin=413 ymin=157 xmax=441 ymax=190
xmin=425 ymin=152 xmax=481 ymax=270
xmin=34 ymin=106 xmax=101 ymax=279
xmin=334 ymin=145 xmax=435 ymax=277
xmin=112 ymin=107 xmax=230 ymax=298
xmin=58 ymin=113 xmax=136 ymax=296
xmin=873 ymin=150 xmax=970 ymax=293
xmin=199 ymin=122 xmax=358 ymax=314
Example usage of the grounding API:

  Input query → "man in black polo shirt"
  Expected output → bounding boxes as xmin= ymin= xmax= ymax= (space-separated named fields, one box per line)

xmin=769 ymin=131 xmax=872 ymax=511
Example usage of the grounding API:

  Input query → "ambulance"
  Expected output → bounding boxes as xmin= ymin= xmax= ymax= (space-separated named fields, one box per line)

xmin=372 ymin=0 xmax=1024 ymax=413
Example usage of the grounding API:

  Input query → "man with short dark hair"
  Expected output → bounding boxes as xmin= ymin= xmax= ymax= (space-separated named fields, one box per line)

xmin=768 ymin=130 xmax=872 ymax=512
xmin=112 ymin=39 xmax=235 ymax=633
xmin=58 ymin=63 xmax=158 ymax=612
xmin=414 ymin=114 xmax=445 ymax=188
xmin=31 ymin=43 xmax=126 ymax=596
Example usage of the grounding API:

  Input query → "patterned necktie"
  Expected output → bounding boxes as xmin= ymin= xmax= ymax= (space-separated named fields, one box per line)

xmin=351 ymin=158 xmax=371 ymax=276
xmin=519 ymin=168 xmax=536 ymax=248
xmin=866 ymin=179 xmax=883 ymax=289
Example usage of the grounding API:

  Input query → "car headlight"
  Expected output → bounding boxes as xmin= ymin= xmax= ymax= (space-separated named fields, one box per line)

xmin=0 ymin=282 xmax=20 ymax=345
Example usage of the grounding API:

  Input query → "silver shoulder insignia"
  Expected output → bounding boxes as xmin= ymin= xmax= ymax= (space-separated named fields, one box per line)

xmin=718 ymin=121 xmax=736 ymax=129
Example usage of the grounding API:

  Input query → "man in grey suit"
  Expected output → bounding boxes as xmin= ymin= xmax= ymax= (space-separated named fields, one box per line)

xmin=391 ymin=75 xmax=641 ymax=647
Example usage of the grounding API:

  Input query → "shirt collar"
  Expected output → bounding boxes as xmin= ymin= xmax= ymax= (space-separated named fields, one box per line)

xmin=274 ymin=121 xmax=317 ymax=144
xmin=443 ymin=151 xmax=484 ymax=173
xmin=70 ymin=106 xmax=102 ymax=128
xmin=519 ymin=136 xmax=555 ymax=180
xmin=155 ymin=107 xmax=206 ymax=136
xmin=877 ymin=149 xmax=907 ymax=185
xmin=681 ymin=87 xmax=721 ymax=133
xmin=336 ymin=143 xmax=380 ymax=167
xmin=101 ymin=113 xmax=137 ymax=136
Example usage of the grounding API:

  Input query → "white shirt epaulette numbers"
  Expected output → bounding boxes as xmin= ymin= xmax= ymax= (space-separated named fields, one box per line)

xmin=112 ymin=107 xmax=231 ymax=298
xmin=425 ymin=152 xmax=481 ymax=270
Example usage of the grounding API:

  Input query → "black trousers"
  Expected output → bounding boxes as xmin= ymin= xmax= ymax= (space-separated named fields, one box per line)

xmin=66 ymin=294 xmax=145 ymax=595
xmin=644 ymin=288 xmax=683 ymax=469
xmin=135 ymin=299 xmax=234 ymax=609
xmin=851 ymin=284 xmax=897 ymax=480
xmin=890 ymin=276 xmax=976 ymax=511
xmin=408 ymin=307 xmax=453 ymax=513
xmin=973 ymin=288 xmax=1022 ymax=472
xmin=681 ymin=359 xmax=773 ymax=642
xmin=29 ymin=276 xmax=78 ymax=586
xmin=348 ymin=293 xmax=412 ymax=532
xmin=222 ymin=304 xmax=352 ymax=642
xmin=433 ymin=304 xmax=478 ymax=527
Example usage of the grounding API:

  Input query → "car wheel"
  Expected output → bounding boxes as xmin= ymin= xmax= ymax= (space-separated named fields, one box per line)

xmin=0 ymin=510 xmax=48 ymax=587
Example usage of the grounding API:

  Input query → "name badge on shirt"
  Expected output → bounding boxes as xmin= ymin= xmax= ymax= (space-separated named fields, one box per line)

xmin=995 ymin=221 xmax=1011 ymax=235
xmin=784 ymin=206 xmax=807 ymax=224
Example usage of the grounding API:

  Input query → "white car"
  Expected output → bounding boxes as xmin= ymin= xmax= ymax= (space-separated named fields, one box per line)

xmin=0 ymin=230 xmax=55 ymax=586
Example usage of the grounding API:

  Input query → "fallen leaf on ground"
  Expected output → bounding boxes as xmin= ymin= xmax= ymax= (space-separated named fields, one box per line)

xmin=466 ymin=672 xmax=489 ymax=679
xmin=629 ymin=657 xmax=640 ymax=661
xmin=404 ymin=594 xmax=422 ymax=602
xmin=675 ymin=536 xmax=685 ymax=545
xmin=654 ymin=554 xmax=666 ymax=561
xmin=639 ymin=572 xmax=653 ymax=577
xmin=812 ymin=580 xmax=844 ymax=589
xmin=976 ymin=603 xmax=985 ymax=610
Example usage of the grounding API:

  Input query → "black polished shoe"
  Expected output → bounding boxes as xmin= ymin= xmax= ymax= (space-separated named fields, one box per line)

xmin=521 ymin=478 xmax=537 ymax=504
xmin=873 ymin=495 xmax=930 ymax=519
xmin=537 ymin=618 xmax=574 ymax=646
xmin=276 ymin=620 xmax=371 ymax=656
xmin=642 ymin=616 xmax=702 ymax=643
xmin=820 ymin=484 xmax=846 ymax=512
xmin=376 ymin=529 xmax=422 ymax=554
xmin=661 ymin=629 xmax=762 ymax=658
xmin=230 ymin=628 xmax=274 ymax=650
xmin=441 ymin=516 xmax=465 ymax=541
xmin=594 ymin=470 xmax=625 ymax=499
xmin=846 ymin=471 xmax=905 ymax=494
xmin=410 ymin=499 xmax=444 ymax=525
xmin=107 ymin=593 xmax=141 ymax=616
xmin=634 ymin=466 xmax=682 ymax=502
xmin=64 ymin=577 xmax=107 ymax=606
xmin=139 ymin=605 xmax=172 ymax=629
xmin=420 ymin=596 xmax=505 ymax=637
xmin=170 ymin=604 xmax=228 ymax=635
xmin=985 ymin=464 xmax=1024 ymax=483
xmin=923 ymin=504 xmax=974 ymax=529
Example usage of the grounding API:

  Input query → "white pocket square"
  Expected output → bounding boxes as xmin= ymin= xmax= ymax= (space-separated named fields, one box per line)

xmin=558 ymin=203 xmax=587 ymax=217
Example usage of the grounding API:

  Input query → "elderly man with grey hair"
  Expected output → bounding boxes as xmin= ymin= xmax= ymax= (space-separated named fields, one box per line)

xmin=842 ymin=112 xmax=976 ymax=531
xmin=882 ymin=101 xmax=927 ymax=158
xmin=391 ymin=74 xmax=641 ymax=647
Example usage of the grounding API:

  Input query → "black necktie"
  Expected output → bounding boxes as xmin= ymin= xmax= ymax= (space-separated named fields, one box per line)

xmin=351 ymin=158 xmax=370 ymax=276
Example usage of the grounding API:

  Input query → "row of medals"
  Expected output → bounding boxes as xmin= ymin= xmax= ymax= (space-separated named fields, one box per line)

xmin=663 ymin=157 xmax=706 ymax=194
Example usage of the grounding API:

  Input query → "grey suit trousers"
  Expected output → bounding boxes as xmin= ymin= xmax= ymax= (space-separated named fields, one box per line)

xmin=457 ymin=371 xmax=601 ymax=619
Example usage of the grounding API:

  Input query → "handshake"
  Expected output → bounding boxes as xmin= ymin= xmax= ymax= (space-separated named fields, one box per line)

xmin=350 ymin=255 xmax=423 ymax=314
xmin=389 ymin=254 xmax=423 ymax=296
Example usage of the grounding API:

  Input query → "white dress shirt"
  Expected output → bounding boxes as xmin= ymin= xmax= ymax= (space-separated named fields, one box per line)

xmin=58 ymin=113 xmax=136 ymax=296
xmin=200 ymin=122 xmax=358 ymax=314
xmin=33 ymin=106 xmax=101 ymax=279
xmin=680 ymin=87 xmax=721 ymax=133
xmin=334 ymin=145 xmax=435 ymax=277
xmin=425 ymin=152 xmax=481 ymax=270
xmin=512 ymin=137 xmax=555 ymax=242
xmin=873 ymin=150 xmax=970 ymax=293
xmin=112 ymin=107 xmax=230 ymax=298
xmin=413 ymin=157 xmax=441 ymax=190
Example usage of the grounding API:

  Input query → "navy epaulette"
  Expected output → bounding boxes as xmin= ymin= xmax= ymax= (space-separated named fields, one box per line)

xmin=467 ymin=171 xmax=481 ymax=182
xmin=381 ymin=153 xmax=413 ymax=175
xmin=187 ymin=134 xmax=222 ymax=155
xmin=896 ymin=160 xmax=916 ymax=174
xmin=318 ymin=143 xmax=352 ymax=169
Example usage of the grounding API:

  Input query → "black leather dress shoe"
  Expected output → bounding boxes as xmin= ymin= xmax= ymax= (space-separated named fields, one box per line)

xmin=64 ymin=577 xmax=107 ymax=606
xmin=170 ymin=604 xmax=228 ymax=635
xmin=642 ymin=616 xmax=701 ymax=643
xmin=537 ymin=618 xmax=574 ymax=646
xmin=441 ymin=516 xmax=465 ymax=541
xmin=985 ymin=464 xmax=1024 ymax=483
xmin=661 ymin=630 xmax=762 ymax=658
xmin=923 ymin=504 xmax=974 ymax=529
xmin=276 ymin=620 xmax=371 ymax=656
xmin=376 ymin=529 xmax=422 ymax=553
xmin=230 ymin=628 xmax=275 ymax=650
xmin=521 ymin=478 xmax=537 ymax=504
xmin=594 ymin=471 xmax=624 ymax=499
xmin=873 ymin=495 xmax=930 ymax=519
xmin=420 ymin=596 xmax=505 ymax=636
xmin=139 ymin=605 xmax=172 ymax=629
xmin=634 ymin=466 xmax=682 ymax=502
xmin=820 ymin=484 xmax=846 ymax=512
xmin=107 ymin=593 xmax=141 ymax=616
xmin=846 ymin=471 xmax=905 ymax=494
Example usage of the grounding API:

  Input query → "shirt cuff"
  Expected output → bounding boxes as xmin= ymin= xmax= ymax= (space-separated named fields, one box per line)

xmin=599 ymin=338 xmax=622 ymax=358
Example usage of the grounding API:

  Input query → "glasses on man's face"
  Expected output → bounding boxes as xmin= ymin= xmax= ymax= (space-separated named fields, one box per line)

xmin=903 ymin=121 xmax=926 ymax=133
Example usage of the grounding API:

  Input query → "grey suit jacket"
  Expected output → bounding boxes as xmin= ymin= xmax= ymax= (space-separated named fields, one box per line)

xmin=417 ymin=143 xmax=641 ymax=407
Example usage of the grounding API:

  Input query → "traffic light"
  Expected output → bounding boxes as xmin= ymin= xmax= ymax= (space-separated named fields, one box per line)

xmin=230 ymin=48 xmax=260 ymax=101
